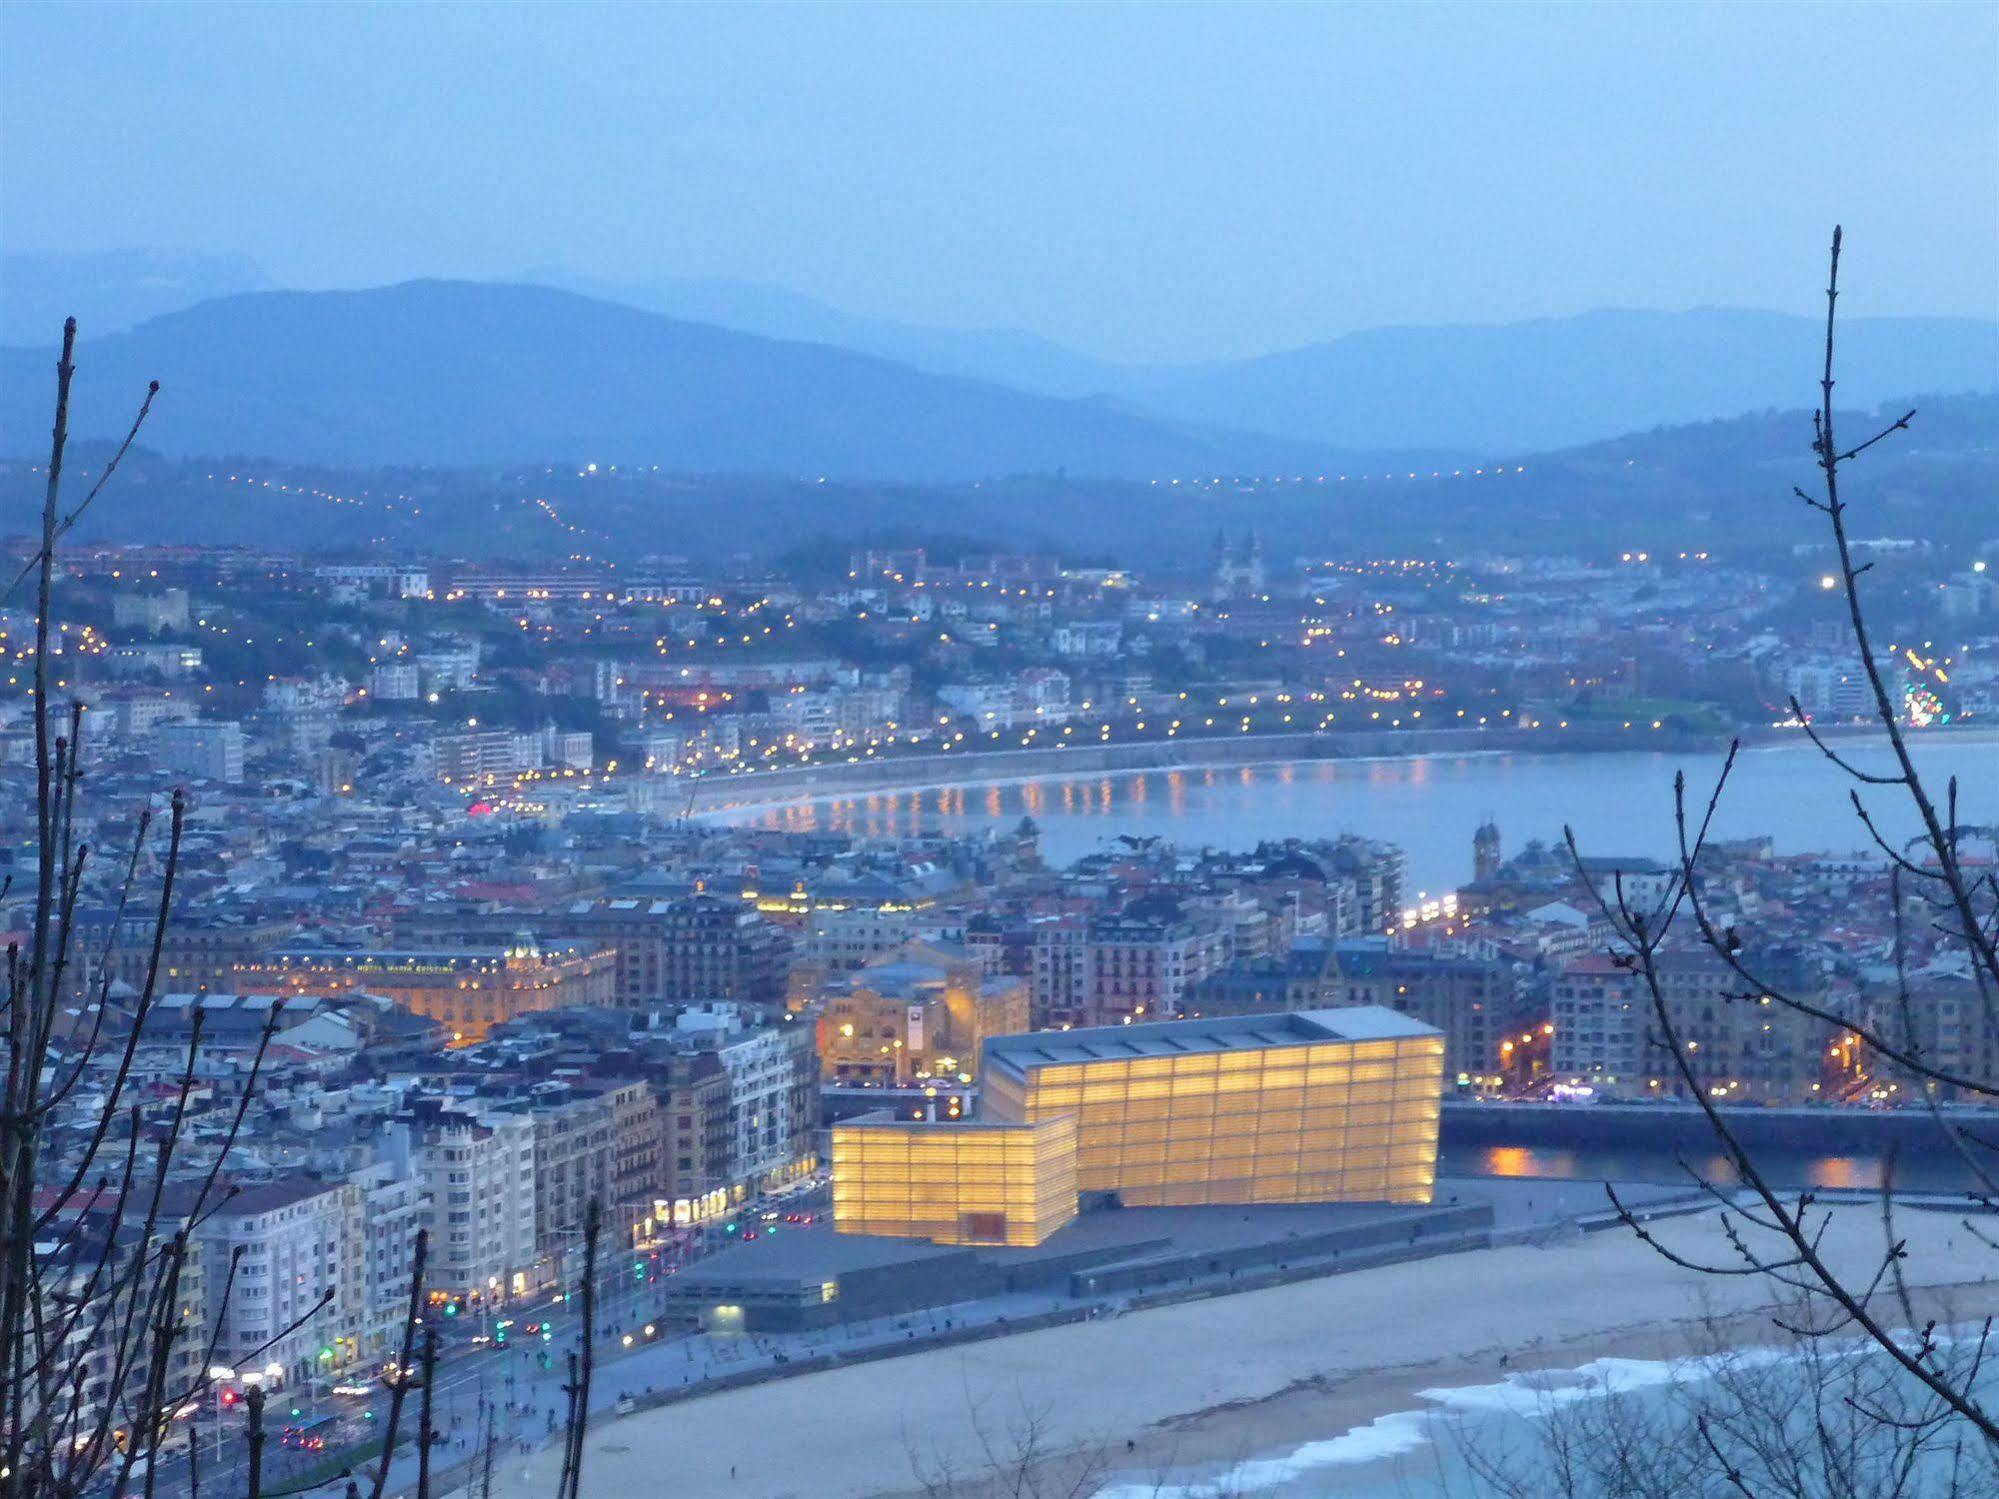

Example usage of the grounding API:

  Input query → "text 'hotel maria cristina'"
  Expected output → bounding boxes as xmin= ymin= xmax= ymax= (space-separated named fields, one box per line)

xmin=833 ymin=1007 xmax=1445 ymax=1246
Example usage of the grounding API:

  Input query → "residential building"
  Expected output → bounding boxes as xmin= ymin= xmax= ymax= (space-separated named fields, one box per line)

xmin=387 ymin=1102 xmax=539 ymax=1306
xmin=194 ymin=1179 xmax=361 ymax=1385
xmin=1084 ymin=900 xmax=1228 ymax=1026
xmin=155 ymin=719 xmax=246 ymax=784
xmin=1333 ymin=937 xmax=1535 ymax=1087
xmin=643 ymin=1005 xmax=819 ymax=1226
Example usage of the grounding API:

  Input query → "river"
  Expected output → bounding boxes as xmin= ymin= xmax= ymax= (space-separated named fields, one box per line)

xmin=725 ymin=730 xmax=1998 ymax=893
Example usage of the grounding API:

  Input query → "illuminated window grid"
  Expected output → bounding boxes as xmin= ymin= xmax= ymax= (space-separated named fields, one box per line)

xmin=832 ymin=1113 xmax=1077 ymax=1246
xmin=989 ymin=1037 xmax=1443 ymax=1207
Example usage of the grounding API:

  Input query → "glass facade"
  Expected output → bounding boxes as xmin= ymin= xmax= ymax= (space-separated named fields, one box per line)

xmin=985 ymin=1031 xmax=1444 ymax=1208
xmin=833 ymin=1010 xmax=1445 ymax=1246
xmin=831 ymin=1113 xmax=1078 ymax=1246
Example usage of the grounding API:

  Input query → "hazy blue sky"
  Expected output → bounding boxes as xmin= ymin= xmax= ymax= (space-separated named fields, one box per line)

xmin=4 ymin=2 xmax=1994 ymax=361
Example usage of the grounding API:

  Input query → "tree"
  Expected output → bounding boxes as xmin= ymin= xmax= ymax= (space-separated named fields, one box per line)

xmin=0 ymin=322 xmax=325 ymax=1499
xmin=1449 ymin=1297 xmax=1997 ymax=1497
xmin=1565 ymin=230 xmax=1999 ymax=1471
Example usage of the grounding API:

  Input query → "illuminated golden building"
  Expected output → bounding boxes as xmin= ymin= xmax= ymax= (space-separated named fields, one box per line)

xmin=833 ymin=1008 xmax=1444 ymax=1247
xmin=233 ymin=938 xmax=617 ymax=1044
xmin=831 ymin=1113 xmax=1077 ymax=1246
xmin=816 ymin=943 xmax=1029 ymax=1084
xmin=982 ymin=1009 xmax=1444 ymax=1209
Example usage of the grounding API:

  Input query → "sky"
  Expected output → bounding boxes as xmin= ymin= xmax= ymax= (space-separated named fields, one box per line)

xmin=3 ymin=1 xmax=1995 ymax=363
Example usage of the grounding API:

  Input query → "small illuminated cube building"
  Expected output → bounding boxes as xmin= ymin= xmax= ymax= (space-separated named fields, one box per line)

xmin=833 ymin=1007 xmax=1443 ymax=1246
xmin=830 ymin=1113 xmax=1078 ymax=1247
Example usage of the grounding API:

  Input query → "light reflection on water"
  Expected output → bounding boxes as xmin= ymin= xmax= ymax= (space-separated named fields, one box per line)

xmin=713 ymin=735 xmax=1998 ymax=892
xmin=1444 ymin=1144 xmax=1971 ymax=1193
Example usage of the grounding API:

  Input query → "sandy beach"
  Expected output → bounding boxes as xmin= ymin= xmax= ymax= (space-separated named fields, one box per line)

xmin=479 ymin=1200 xmax=1994 ymax=1499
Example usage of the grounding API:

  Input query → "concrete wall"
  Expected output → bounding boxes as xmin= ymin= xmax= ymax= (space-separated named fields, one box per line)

xmin=1069 ymin=1204 xmax=1494 ymax=1297
xmin=1441 ymin=1100 xmax=1977 ymax=1156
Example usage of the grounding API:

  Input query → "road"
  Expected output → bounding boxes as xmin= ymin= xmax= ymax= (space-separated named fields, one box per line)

xmin=133 ymin=1177 xmax=1692 ymax=1497
xmin=143 ymin=1185 xmax=836 ymax=1498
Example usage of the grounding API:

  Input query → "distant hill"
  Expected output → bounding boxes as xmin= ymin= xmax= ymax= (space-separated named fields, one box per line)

xmin=1123 ymin=308 xmax=1999 ymax=452
xmin=0 ymin=281 xmax=1379 ymax=481
xmin=1127 ymin=301 xmax=1999 ymax=449
xmin=518 ymin=267 xmax=1130 ymax=400
xmin=506 ymin=275 xmax=1998 ymax=454
xmin=0 ymin=249 xmax=270 ymax=345
xmin=12 ymin=253 xmax=1992 ymax=459
xmin=8 ymin=394 xmax=1991 ymax=566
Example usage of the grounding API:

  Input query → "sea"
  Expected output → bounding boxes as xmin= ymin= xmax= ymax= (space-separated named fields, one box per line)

xmin=1088 ymin=1331 xmax=1999 ymax=1497
xmin=723 ymin=730 xmax=1999 ymax=895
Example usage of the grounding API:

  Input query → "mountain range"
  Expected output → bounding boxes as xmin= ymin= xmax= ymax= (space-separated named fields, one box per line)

xmin=515 ymin=268 xmax=1999 ymax=453
xmin=0 ymin=281 xmax=1368 ymax=480
xmin=2 ymin=252 xmax=1993 ymax=476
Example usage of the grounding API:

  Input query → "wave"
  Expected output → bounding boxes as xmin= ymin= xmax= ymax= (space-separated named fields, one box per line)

xmin=1087 ymin=1342 xmax=1817 ymax=1499
xmin=1091 ymin=1412 xmax=1432 ymax=1499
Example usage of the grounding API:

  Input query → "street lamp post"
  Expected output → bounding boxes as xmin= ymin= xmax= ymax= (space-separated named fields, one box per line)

xmin=207 ymin=1368 xmax=235 ymax=1465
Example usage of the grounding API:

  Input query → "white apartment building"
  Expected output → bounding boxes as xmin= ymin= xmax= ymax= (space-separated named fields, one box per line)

xmin=668 ymin=1006 xmax=815 ymax=1189
xmin=388 ymin=1106 xmax=539 ymax=1305
xmin=112 ymin=588 xmax=192 ymax=633
xmin=370 ymin=662 xmax=421 ymax=701
xmin=345 ymin=1159 xmax=427 ymax=1358
xmin=194 ymin=1179 xmax=361 ymax=1386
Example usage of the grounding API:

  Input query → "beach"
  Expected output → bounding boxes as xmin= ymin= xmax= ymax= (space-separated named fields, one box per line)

xmin=481 ymin=1199 xmax=1995 ymax=1499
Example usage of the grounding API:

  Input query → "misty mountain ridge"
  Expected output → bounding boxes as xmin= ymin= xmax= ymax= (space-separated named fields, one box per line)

xmin=1122 ymin=306 xmax=1999 ymax=453
xmin=517 ymin=266 xmax=1128 ymax=400
xmin=4 ymin=256 xmax=1992 ymax=472
xmin=513 ymin=269 xmax=1999 ymax=453
xmin=0 ymin=280 xmax=1378 ymax=481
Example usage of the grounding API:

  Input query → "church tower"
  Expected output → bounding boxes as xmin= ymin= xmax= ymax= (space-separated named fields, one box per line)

xmin=1473 ymin=818 xmax=1502 ymax=884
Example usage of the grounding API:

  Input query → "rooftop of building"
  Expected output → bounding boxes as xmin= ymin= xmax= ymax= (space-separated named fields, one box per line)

xmin=255 ymin=943 xmax=598 ymax=966
xmin=669 ymin=1229 xmax=968 ymax=1289
xmin=671 ymin=1197 xmax=1464 ymax=1293
xmin=835 ymin=1108 xmax=1049 ymax=1134
xmin=982 ymin=1006 xmax=1437 ymax=1078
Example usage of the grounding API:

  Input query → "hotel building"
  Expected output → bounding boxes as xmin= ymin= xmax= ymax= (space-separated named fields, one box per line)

xmin=234 ymin=938 xmax=616 ymax=1043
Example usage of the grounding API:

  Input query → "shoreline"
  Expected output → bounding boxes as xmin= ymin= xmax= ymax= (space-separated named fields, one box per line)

xmin=688 ymin=722 xmax=1999 ymax=822
xmin=1067 ymin=1283 xmax=1999 ymax=1499
xmin=483 ymin=1199 xmax=1994 ymax=1499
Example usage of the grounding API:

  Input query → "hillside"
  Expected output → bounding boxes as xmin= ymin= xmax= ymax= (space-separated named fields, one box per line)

xmin=1124 ymin=308 xmax=1999 ymax=453
xmin=506 ymin=275 xmax=1997 ymax=453
xmin=14 ymin=253 xmax=1990 ymax=462
xmin=6 ymin=395 xmax=1991 ymax=567
xmin=0 ymin=282 xmax=1372 ymax=482
xmin=517 ymin=267 xmax=1129 ymax=400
